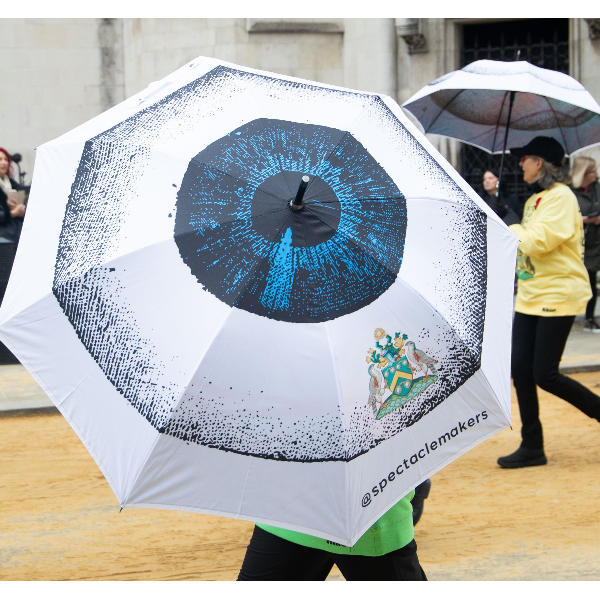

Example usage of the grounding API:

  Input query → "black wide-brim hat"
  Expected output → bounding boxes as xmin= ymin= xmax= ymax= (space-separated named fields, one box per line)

xmin=509 ymin=136 xmax=565 ymax=167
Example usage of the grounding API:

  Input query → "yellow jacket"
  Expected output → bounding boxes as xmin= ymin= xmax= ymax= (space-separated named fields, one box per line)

xmin=510 ymin=182 xmax=591 ymax=316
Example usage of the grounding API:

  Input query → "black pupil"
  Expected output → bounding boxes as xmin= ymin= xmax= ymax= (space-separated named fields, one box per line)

xmin=250 ymin=171 xmax=341 ymax=248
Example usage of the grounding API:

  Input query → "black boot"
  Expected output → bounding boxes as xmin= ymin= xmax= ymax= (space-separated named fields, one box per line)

xmin=412 ymin=479 xmax=431 ymax=525
xmin=497 ymin=446 xmax=547 ymax=469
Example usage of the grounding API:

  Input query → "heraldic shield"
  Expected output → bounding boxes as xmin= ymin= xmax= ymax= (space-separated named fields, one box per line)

xmin=0 ymin=56 xmax=518 ymax=546
xmin=368 ymin=329 xmax=438 ymax=420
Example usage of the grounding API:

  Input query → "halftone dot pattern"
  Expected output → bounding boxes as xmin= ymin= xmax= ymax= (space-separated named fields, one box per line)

xmin=53 ymin=65 xmax=487 ymax=462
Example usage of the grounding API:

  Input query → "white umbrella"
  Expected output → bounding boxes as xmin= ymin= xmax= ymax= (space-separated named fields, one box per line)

xmin=0 ymin=57 xmax=517 ymax=546
xmin=402 ymin=59 xmax=600 ymax=156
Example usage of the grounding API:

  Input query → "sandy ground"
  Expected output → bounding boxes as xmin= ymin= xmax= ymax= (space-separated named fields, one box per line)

xmin=1 ymin=372 xmax=600 ymax=581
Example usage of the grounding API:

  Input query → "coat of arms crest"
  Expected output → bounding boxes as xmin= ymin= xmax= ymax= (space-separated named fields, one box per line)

xmin=367 ymin=328 xmax=438 ymax=419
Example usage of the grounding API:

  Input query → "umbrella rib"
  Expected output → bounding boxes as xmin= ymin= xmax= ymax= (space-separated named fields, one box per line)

xmin=490 ymin=90 xmax=510 ymax=154
xmin=322 ymin=318 xmax=350 ymax=529
xmin=412 ymin=135 xmax=503 ymax=155
xmin=233 ymin=327 xmax=282 ymax=513
xmin=295 ymin=129 xmax=355 ymax=200
xmin=153 ymin=225 xmax=300 ymax=465
xmin=124 ymin=238 xmax=293 ymax=502
xmin=476 ymin=366 xmax=512 ymax=424
xmin=375 ymin=276 xmax=478 ymax=366
xmin=543 ymin=96 xmax=570 ymax=154
xmin=173 ymin=207 xmax=291 ymax=236
xmin=306 ymin=194 xmax=405 ymax=205
xmin=302 ymin=207 xmax=399 ymax=284
xmin=188 ymin=156 xmax=295 ymax=205
xmin=571 ymin=110 xmax=598 ymax=151
xmin=60 ymin=227 xmax=285 ymax=284
xmin=308 ymin=99 xmax=379 ymax=193
xmin=173 ymin=208 xmax=293 ymax=252
xmin=425 ymin=88 xmax=467 ymax=133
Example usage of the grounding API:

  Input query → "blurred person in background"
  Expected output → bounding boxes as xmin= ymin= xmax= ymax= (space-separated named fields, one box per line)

xmin=480 ymin=168 xmax=521 ymax=226
xmin=0 ymin=147 xmax=26 ymax=243
xmin=497 ymin=136 xmax=600 ymax=469
xmin=570 ymin=156 xmax=600 ymax=333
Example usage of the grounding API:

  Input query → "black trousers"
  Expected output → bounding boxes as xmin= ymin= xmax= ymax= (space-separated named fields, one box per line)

xmin=511 ymin=312 xmax=600 ymax=450
xmin=237 ymin=526 xmax=427 ymax=581
xmin=586 ymin=270 xmax=597 ymax=320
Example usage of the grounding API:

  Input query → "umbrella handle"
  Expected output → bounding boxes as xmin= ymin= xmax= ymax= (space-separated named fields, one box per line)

xmin=291 ymin=175 xmax=310 ymax=211
xmin=497 ymin=90 xmax=516 ymax=198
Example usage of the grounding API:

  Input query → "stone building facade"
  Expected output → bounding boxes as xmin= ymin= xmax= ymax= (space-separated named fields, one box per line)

xmin=2 ymin=18 xmax=600 ymax=184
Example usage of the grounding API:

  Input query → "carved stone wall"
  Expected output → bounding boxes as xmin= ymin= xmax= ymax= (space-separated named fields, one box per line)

xmin=246 ymin=19 xmax=344 ymax=34
xmin=585 ymin=19 xmax=600 ymax=40
xmin=396 ymin=18 xmax=428 ymax=54
xmin=0 ymin=18 xmax=111 ymax=175
xmin=98 ymin=18 xmax=125 ymax=112
xmin=122 ymin=18 xmax=344 ymax=98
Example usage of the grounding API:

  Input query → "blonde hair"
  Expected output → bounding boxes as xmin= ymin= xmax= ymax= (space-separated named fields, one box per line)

xmin=570 ymin=156 xmax=597 ymax=189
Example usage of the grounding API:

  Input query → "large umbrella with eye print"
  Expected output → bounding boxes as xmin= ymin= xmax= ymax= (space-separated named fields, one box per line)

xmin=0 ymin=56 xmax=517 ymax=546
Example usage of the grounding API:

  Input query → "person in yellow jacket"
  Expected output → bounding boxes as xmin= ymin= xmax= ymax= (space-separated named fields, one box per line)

xmin=497 ymin=136 xmax=600 ymax=469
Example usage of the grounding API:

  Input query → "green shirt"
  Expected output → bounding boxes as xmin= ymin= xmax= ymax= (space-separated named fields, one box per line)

xmin=257 ymin=490 xmax=415 ymax=557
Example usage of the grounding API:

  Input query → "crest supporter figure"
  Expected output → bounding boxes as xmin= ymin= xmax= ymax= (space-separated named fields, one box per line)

xmin=497 ymin=136 xmax=600 ymax=469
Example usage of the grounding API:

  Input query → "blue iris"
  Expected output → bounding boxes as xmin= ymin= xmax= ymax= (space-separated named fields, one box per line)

xmin=174 ymin=118 xmax=406 ymax=323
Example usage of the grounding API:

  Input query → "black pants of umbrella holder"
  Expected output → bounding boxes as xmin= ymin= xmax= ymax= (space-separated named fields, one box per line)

xmin=237 ymin=526 xmax=427 ymax=581
xmin=511 ymin=312 xmax=600 ymax=450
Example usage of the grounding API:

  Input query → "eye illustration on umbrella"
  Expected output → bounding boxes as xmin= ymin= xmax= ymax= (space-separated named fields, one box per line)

xmin=175 ymin=118 xmax=405 ymax=323
xmin=0 ymin=58 xmax=516 ymax=544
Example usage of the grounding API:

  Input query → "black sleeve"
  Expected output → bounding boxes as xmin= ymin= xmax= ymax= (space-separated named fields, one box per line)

xmin=502 ymin=192 xmax=522 ymax=220
xmin=0 ymin=188 xmax=10 ymax=225
xmin=9 ymin=178 xmax=23 ymax=191
xmin=502 ymin=208 xmax=521 ymax=227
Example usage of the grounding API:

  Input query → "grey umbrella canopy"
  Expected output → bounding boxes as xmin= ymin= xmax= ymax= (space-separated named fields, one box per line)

xmin=402 ymin=60 xmax=600 ymax=156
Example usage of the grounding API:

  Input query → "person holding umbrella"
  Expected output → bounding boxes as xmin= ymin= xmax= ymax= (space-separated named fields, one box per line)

xmin=497 ymin=136 xmax=600 ymax=469
xmin=569 ymin=156 xmax=600 ymax=332
xmin=237 ymin=490 xmax=427 ymax=581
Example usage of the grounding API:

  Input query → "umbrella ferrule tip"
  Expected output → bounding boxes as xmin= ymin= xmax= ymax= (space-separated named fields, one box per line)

xmin=291 ymin=175 xmax=310 ymax=209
